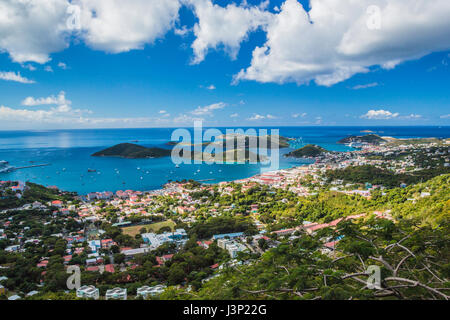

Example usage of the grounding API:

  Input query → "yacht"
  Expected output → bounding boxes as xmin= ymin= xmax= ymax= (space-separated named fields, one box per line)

xmin=0 ymin=160 xmax=14 ymax=173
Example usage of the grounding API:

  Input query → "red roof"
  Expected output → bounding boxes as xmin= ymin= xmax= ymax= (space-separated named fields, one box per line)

xmin=86 ymin=266 xmax=99 ymax=272
xmin=105 ymin=264 xmax=115 ymax=273
xmin=210 ymin=263 xmax=219 ymax=269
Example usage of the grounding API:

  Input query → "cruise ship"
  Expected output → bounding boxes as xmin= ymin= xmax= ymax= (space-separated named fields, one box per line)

xmin=0 ymin=160 xmax=14 ymax=173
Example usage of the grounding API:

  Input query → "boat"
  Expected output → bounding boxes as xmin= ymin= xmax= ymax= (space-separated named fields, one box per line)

xmin=175 ymin=164 xmax=180 ymax=168
xmin=87 ymin=169 xmax=97 ymax=173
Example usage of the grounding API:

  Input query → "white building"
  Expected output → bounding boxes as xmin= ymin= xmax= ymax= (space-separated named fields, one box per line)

xmin=141 ymin=229 xmax=187 ymax=250
xmin=105 ymin=287 xmax=127 ymax=300
xmin=136 ymin=285 xmax=166 ymax=299
xmin=217 ymin=239 xmax=247 ymax=258
xmin=76 ymin=285 xmax=100 ymax=300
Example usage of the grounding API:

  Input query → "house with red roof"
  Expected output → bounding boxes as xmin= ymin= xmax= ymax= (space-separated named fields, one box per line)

xmin=105 ymin=264 xmax=115 ymax=273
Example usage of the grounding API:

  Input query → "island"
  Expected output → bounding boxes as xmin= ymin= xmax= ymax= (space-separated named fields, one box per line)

xmin=167 ymin=134 xmax=292 ymax=149
xmin=92 ymin=143 xmax=172 ymax=159
xmin=285 ymin=144 xmax=329 ymax=158
xmin=338 ymin=134 xmax=386 ymax=145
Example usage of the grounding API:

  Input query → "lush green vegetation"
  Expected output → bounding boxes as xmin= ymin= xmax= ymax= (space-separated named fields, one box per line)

xmin=285 ymin=144 xmax=328 ymax=158
xmin=163 ymin=217 xmax=450 ymax=300
xmin=326 ymin=165 xmax=450 ymax=188
xmin=188 ymin=216 xmax=258 ymax=239
xmin=0 ymin=182 xmax=75 ymax=210
xmin=92 ymin=143 xmax=172 ymax=158
xmin=338 ymin=134 xmax=386 ymax=145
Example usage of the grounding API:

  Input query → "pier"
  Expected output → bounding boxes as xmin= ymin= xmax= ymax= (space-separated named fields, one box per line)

xmin=14 ymin=164 xmax=51 ymax=170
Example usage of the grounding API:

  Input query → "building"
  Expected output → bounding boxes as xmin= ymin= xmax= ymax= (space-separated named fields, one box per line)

xmin=105 ymin=287 xmax=127 ymax=300
xmin=212 ymin=232 xmax=244 ymax=240
xmin=121 ymin=247 xmax=151 ymax=258
xmin=141 ymin=229 xmax=187 ymax=249
xmin=217 ymin=239 xmax=247 ymax=258
xmin=76 ymin=285 xmax=100 ymax=300
xmin=136 ymin=285 xmax=166 ymax=299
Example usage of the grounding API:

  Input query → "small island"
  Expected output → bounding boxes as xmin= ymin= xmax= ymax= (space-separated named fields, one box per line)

xmin=285 ymin=144 xmax=329 ymax=158
xmin=167 ymin=134 xmax=292 ymax=149
xmin=92 ymin=143 xmax=172 ymax=159
xmin=338 ymin=134 xmax=386 ymax=145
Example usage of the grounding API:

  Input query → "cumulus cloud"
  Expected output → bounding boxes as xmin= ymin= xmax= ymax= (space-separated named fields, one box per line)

xmin=440 ymin=114 xmax=450 ymax=119
xmin=75 ymin=0 xmax=181 ymax=53
xmin=0 ymin=0 xmax=70 ymax=64
xmin=0 ymin=71 xmax=35 ymax=84
xmin=361 ymin=109 xmax=400 ymax=120
xmin=191 ymin=102 xmax=227 ymax=116
xmin=292 ymin=112 xmax=307 ymax=118
xmin=22 ymin=91 xmax=70 ymax=107
xmin=2 ymin=0 xmax=450 ymax=89
xmin=58 ymin=62 xmax=68 ymax=69
xmin=0 ymin=0 xmax=182 ymax=63
xmin=235 ymin=0 xmax=450 ymax=86
xmin=0 ymin=92 xmax=175 ymax=129
xmin=187 ymin=0 xmax=272 ymax=64
xmin=248 ymin=113 xmax=277 ymax=121
xmin=230 ymin=113 xmax=239 ymax=118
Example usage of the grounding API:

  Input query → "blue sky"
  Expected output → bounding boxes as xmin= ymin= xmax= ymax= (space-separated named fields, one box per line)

xmin=0 ymin=0 xmax=449 ymax=129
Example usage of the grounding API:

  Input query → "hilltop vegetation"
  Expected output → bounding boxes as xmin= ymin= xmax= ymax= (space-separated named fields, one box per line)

xmin=92 ymin=143 xmax=172 ymax=159
xmin=285 ymin=144 xmax=329 ymax=158
xmin=325 ymin=165 xmax=450 ymax=188
xmin=161 ymin=175 xmax=450 ymax=300
xmin=338 ymin=134 xmax=385 ymax=145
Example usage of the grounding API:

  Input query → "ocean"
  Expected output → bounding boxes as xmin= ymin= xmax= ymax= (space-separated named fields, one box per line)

xmin=0 ymin=126 xmax=448 ymax=195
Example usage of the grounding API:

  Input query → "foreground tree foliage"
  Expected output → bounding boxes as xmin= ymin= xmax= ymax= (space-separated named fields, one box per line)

xmin=163 ymin=217 xmax=450 ymax=300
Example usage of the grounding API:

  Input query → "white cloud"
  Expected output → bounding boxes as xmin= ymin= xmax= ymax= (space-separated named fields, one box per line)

xmin=174 ymin=25 xmax=191 ymax=36
xmin=187 ymin=0 xmax=272 ymax=64
xmin=22 ymin=64 xmax=37 ymax=71
xmin=44 ymin=66 xmax=54 ymax=72
xmin=0 ymin=0 xmax=70 ymax=64
xmin=0 ymin=71 xmax=35 ymax=84
xmin=293 ymin=112 xmax=307 ymax=118
xmin=248 ymin=114 xmax=265 ymax=121
xmin=191 ymin=102 xmax=227 ymax=116
xmin=76 ymin=0 xmax=181 ymax=53
xmin=22 ymin=91 xmax=70 ymax=107
xmin=247 ymin=113 xmax=278 ymax=121
xmin=440 ymin=114 xmax=450 ymax=119
xmin=361 ymin=109 xmax=399 ymax=120
xmin=351 ymin=82 xmax=379 ymax=90
xmin=206 ymin=84 xmax=216 ymax=90
xmin=159 ymin=110 xmax=167 ymax=114
xmin=0 ymin=0 xmax=182 ymax=63
xmin=402 ymin=114 xmax=422 ymax=120
xmin=235 ymin=0 xmax=450 ymax=86
xmin=315 ymin=116 xmax=323 ymax=124
xmin=230 ymin=113 xmax=239 ymax=118
xmin=58 ymin=62 xmax=68 ymax=69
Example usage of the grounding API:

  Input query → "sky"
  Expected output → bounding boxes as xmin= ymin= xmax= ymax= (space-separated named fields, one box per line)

xmin=0 ymin=0 xmax=449 ymax=130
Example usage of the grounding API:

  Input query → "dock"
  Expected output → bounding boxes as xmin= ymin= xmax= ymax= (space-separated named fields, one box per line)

xmin=14 ymin=164 xmax=51 ymax=170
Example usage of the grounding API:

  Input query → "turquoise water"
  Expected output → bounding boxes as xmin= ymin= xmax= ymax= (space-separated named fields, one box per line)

xmin=0 ymin=126 xmax=448 ymax=194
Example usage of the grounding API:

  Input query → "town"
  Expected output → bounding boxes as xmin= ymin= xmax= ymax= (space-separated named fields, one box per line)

xmin=0 ymin=137 xmax=449 ymax=300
